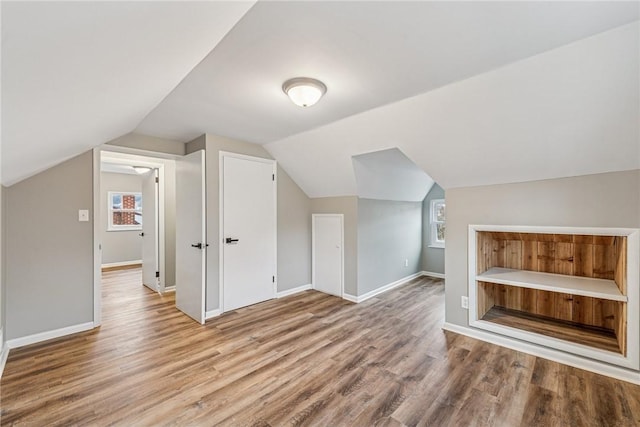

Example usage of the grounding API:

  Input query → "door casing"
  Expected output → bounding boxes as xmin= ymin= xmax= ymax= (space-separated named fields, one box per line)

xmin=93 ymin=147 xmax=174 ymax=326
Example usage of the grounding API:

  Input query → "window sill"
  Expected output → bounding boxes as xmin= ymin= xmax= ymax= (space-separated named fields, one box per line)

xmin=107 ymin=228 xmax=143 ymax=232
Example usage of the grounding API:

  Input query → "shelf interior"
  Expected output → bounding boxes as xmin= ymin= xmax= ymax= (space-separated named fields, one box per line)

xmin=481 ymin=306 xmax=621 ymax=354
xmin=477 ymin=267 xmax=625 ymax=302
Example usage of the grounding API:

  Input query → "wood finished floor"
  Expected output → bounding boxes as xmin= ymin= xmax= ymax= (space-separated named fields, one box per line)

xmin=2 ymin=268 xmax=640 ymax=426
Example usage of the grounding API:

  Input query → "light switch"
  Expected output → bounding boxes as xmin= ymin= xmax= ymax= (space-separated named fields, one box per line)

xmin=78 ymin=209 xmax=89 ymax=222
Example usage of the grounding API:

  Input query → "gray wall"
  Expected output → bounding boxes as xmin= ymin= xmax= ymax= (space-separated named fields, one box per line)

xmin=445 ymin=169 xmax=640 ymax=329
xmin=357 ymin=198 xmax=422 ymax=295
xmin=5 ymin=152 xmax=94 ymax=340
xmin=422 ymin=184 xmax=445 ymax=275
xmin=278 ymin=170 xmax=312 ymax=292
xmin=310 ymin=196 xmax=358 ymax=296
xmin=100 ymin=172 xmax=143 ymax=265
xmin=201 ymin=134 xmax=311 ymax=310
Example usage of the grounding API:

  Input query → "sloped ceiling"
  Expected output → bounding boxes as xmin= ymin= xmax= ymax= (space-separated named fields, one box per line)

xmin=1 ymin=1 xmax=255 ymax=185
xmin=2 ymin=1 xmax=639 ymax=195
xmin=353 ymin=149 xmax=434 ymax=202
xmin=266 ymin=21 xmax=640 ymax=195
xmin=137 ymin=1 xmax=638 ymax=145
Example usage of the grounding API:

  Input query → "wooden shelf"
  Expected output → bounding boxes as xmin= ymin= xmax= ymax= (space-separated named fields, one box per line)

xmin=476 ymin=267 xmax=626 ymax=302
xmin=482 ymin=306 xmax=621 ymax=354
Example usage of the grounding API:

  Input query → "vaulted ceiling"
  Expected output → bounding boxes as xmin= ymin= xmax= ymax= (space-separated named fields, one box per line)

xmin=2 ymin=1 xmax=639 ymax=195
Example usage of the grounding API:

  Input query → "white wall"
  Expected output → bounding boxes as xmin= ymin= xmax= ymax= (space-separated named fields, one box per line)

xmin=100 ymin=172 xmax=143 ymax=265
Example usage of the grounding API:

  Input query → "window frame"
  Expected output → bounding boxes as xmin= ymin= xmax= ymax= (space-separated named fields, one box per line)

xmin=429 ymin=198 xmax=445 ymax=249
xmin=107 ymin=191 xmax=143 ymax=231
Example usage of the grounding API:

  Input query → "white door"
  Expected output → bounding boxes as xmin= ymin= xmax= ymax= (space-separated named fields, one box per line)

xmin=221 ymin=154 xmax=276 ymax=312
xmin=175 ymin=150 xmax=206 ymax=324
xmin=141 ymin=169 xmax=159 ymax=291
xmin=312 ymin=214 xmax=343 ymax=297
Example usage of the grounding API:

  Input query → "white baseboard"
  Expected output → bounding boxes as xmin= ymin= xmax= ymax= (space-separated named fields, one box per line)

xmin=101 ymin=260 xmax=142 ymax=269
xmin=343 ymin=271 xmax=424 ymax=304
xmin=205 ymin=309 xmax=221 ymax=320
xmin=162 ymin=286 xmax=176 ymax=293
xmin=0 ymin=329 xmax=8 ymax=379
xmin=6 ymin=322 xmax=95 ymax=349
xmin=277 ymin=284 xmax=312 ymax=298
xmin=442 ymin=322 xmax=640 ymax=385
xmin=421 ymin=271 xmax=445 ymax=279
xmin=342 ymin=294 xmax=358 ymax=303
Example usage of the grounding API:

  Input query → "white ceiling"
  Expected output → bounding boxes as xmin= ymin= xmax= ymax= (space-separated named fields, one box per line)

xmin=137 ymin=1 xmax=638 ymax=145
xmin=266 ymin=21 xmax=639 ymax=195
xmin=1 ymin=1 xmax=254 ymax=185
xmin=353 ymin=149 xmax=434 ymax=202
xmin=2 ymin=1 xmax=639 ymax=195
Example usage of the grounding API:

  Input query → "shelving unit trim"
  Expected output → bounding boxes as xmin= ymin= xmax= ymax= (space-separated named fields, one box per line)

xmin=476 ymin=267 xmax=627 ymax=302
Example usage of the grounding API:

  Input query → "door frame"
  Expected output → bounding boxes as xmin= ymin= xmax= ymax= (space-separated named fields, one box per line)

xmin=141 ymin=168 xmax=160 ymax=292
xmin=218 ymin=151 xmax=277 ymax=314
xmin=93 ymin=147 xmax=175 ymax=326
xmin=311 ymin=214 xmax=345 ymax=298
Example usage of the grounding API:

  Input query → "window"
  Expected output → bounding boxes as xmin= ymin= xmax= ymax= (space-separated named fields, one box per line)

xmin=430 ymin=199 xmax=445 ymax=248
xmin=108 ymin=192 xmax=142 ymax=231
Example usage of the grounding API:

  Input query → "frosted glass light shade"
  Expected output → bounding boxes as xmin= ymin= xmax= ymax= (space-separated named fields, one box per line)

xmin=282 ymin=77 xmax=327 ymax=107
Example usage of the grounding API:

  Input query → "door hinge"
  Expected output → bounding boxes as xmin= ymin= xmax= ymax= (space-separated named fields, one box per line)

xmin=155 ymin=177 xmax=159 ymax=183
xmin=272 ymin=276 xmax=275 ymax=283
xmin=155 ymin=271 xmax=160 ymax=278
xmin=272 ymin=174 xmax=275 ymax=181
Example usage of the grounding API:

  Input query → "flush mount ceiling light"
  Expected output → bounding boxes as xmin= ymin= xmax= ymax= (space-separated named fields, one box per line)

xmin=282 ymin=77 xmax=327 ymax=107
xmin=133 ymin=166 xmax=152 ymax=174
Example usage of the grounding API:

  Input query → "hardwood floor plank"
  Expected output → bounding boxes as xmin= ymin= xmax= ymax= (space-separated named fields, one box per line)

xmin=2 ymin=269 xmax=639 ymax=426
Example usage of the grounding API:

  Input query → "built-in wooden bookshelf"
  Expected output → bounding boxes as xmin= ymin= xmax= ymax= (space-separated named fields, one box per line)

xmin=468 ymin=226 xmax=639 ymax=371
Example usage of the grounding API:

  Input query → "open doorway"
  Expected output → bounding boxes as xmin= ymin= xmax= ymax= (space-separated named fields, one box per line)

xmin=94 ymin=148 xmax=177 ymax=324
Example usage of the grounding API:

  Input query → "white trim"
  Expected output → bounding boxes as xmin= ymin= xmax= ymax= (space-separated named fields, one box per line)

xmin=343 ymin=271 xmax=424 ymax=303
xmin=96 ymin=149 xmax=174 ymax=323
xmin=429 ymin=198 xmax=445 ymax=248
xmin=277 ymin=284 xmax=312 ymax=298
xmin=162 ymin=286 xmax=176 ymax=293
xmin=342 ymin=293 xmax=359 ymax=303
xmin=93 ymin=148 xmax=102 ymax=327
xmin=422 ymin=271 xmax=445 ymax=279
xmin=219 ymin=151 xmax=277 ymax=314
xmin=469 ymin=224 xmax=638 ymax=236
xmin=442 ymin=323 xmax=640 ymax=385
xmin=106 ymin=190 xmax=143 ymax=232
xmin=205 ymin=309 xmax=222 ymax=320
xmin=101 ymin=259 xmax=142 ymax=269
xmin=0 ymin=329 xmax=8 ymax=379
xmin=0 ymin=344 xmax=8 ymax=379
xmin=7 ymin=322 xmax=95 ymax=349
xmin=312 ymin=214 xmax=345 ymax=298
xmin=468 ymin=224 xmax=640 ymax=371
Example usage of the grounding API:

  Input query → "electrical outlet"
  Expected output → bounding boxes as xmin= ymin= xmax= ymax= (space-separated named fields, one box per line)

xmin=461 ymin=296 xmax=469 ymax=309
xmin=404 ymin=259 xmax=409 ymax=267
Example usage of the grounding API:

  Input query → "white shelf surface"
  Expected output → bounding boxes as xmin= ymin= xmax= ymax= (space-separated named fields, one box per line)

xmin=476 ymin=267 xmax=627 ymax=302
